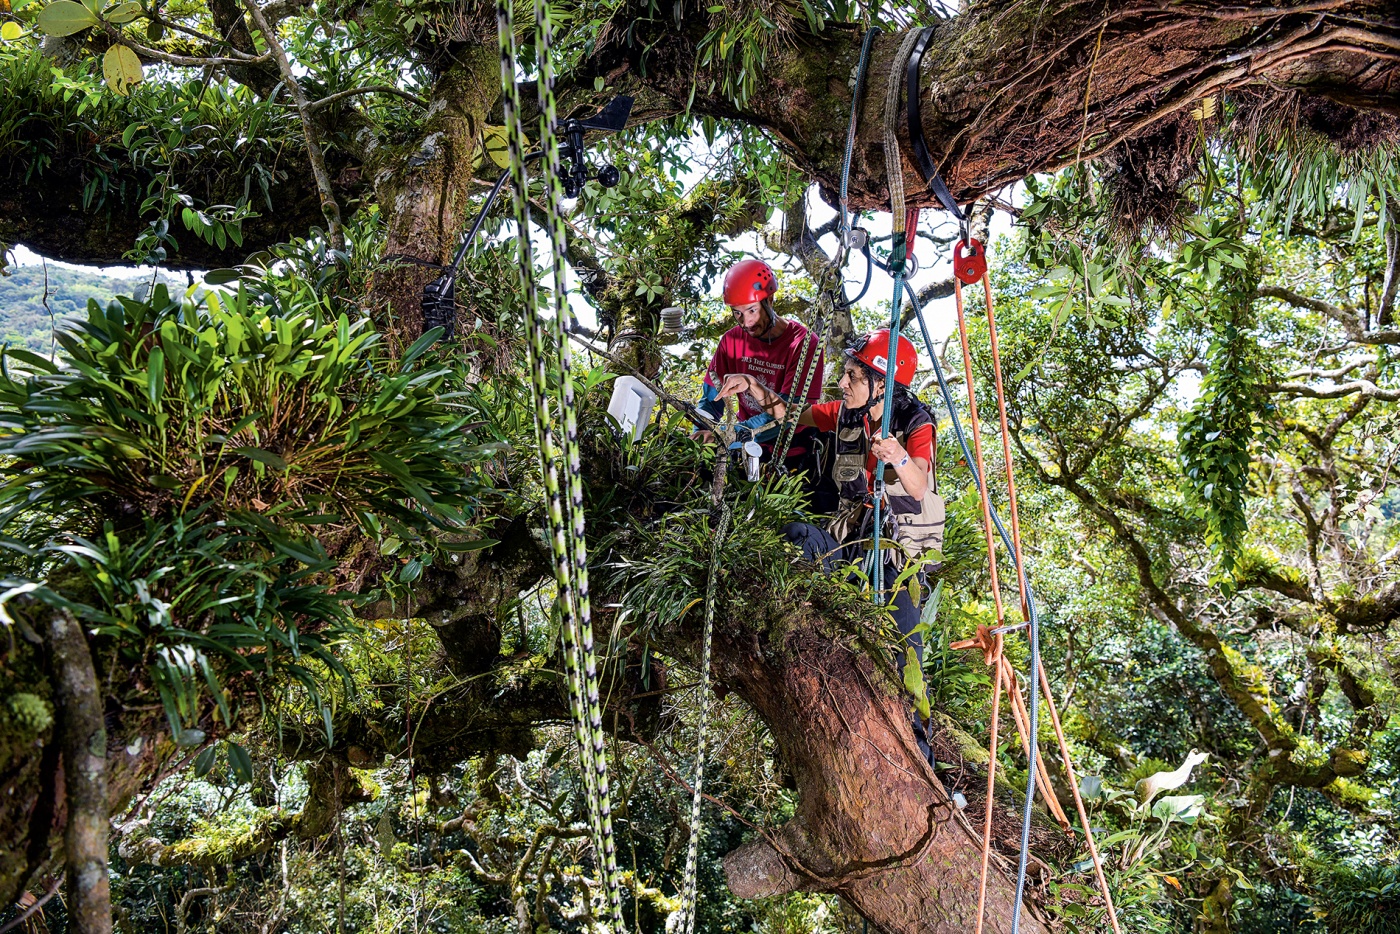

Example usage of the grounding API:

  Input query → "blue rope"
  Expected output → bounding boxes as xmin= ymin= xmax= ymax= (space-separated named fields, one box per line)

xmin=904 ymin=284 xmax=1041 ymax=931
xmin=839 ymin=28 xmax=879 ymax=239
xmin=869 ymin=270 xmax=905 ymax=596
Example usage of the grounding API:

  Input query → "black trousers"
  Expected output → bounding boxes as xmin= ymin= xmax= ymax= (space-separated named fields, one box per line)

xmin=782 ymin=521 xmax=936 ymax=767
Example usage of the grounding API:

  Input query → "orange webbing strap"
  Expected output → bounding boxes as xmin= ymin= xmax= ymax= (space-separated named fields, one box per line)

xmin=952 ymin=278 xmax=1009 ymax=934
xmin=961 ymin=272 xmax=1124 ymax=934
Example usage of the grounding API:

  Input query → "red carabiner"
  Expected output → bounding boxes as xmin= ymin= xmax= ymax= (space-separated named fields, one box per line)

xmin=953 ymin=238 xmax=987 ymax=285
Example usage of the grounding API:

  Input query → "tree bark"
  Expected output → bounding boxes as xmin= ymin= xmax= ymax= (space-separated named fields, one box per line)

xmin=46 ymin=609 xmax=112 ymax=934
xmin=587 ymin=0 xmax=1399 ymax=211
xmin=655 ymin=602 xmax=1048 ymax=933
xmin=365 ymin=48 xmax=503 ymax=348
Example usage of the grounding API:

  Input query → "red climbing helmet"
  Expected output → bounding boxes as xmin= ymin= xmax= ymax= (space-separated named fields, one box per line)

xmin=722 ymin=258 xmax=778 ymax=306
xmin=847 ymin=329 xmax=918 ymax=386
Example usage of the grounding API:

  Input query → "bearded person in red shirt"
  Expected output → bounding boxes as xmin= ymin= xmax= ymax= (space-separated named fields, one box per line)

xmin=696 ymin=259 xmax=828 ymax=502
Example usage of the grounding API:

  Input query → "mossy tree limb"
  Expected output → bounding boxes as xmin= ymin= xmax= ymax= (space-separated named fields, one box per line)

xmin=46 ymin=607 xmax=111 ymax=934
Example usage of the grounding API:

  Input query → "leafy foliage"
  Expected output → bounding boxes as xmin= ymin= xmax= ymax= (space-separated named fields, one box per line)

xmin=1176 ymin=242 xmax=1274 ymax=583
xmin=0 ymin=282 xmax=496 ymax=737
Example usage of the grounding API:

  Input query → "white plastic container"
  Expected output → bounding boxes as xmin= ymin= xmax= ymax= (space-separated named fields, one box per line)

xmin=607 ymin=375 xmax=658 ymax=442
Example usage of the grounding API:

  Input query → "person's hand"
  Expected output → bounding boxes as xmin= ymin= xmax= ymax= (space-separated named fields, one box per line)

xmin=714 ymin=373 xmax=754 ymax=400
xmin=871 ymin=434 xmax=908 ymax=465
xmin=693 ymin=429 xmax=715 ymax=443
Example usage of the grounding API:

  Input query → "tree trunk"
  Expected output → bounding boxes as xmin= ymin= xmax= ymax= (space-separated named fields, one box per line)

xmin=366 ymin=49 xmax=503 ymax=348
xmin=689 ymin=618 xmax=1047 ymax=933
xmin=47 ymin=608 xmax=112 ymax=934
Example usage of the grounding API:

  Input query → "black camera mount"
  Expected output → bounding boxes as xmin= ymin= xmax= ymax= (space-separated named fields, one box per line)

xmin=418 ymin=96 xmax=634 ymax=340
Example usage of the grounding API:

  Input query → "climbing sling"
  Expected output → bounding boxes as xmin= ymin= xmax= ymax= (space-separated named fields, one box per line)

xmin=496 ymin=1 xmax=624 ymax=927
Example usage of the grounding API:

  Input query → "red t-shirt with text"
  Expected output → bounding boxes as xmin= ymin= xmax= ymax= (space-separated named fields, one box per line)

xmin=703 ymin=321 xmax=825 ymax=422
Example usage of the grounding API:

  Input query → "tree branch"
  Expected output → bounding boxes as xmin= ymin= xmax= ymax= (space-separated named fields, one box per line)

xmin=307 ymin=85 xmax=429 ymax=111
xmin=47 ymin=608 xmax=111 ymax=934
xmin=241 ymin=0 xmax=344 ymax=250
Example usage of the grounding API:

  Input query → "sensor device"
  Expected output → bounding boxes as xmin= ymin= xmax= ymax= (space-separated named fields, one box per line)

xmin=607 ymin=375 xmax=658 ymax=442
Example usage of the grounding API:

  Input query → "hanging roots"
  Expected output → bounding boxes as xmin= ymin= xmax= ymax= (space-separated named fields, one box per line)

xmin=1103 ymin=111 xmax=1205 ymax=240
xmin=1230 ymin=89 xmax=1400 ymax=157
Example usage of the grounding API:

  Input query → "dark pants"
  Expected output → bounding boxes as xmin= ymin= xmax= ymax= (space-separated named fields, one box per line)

xmin=782 ymin=521 xmax=936 ymax=768
xmin=762 ymin=428 xmax=839 ymax=516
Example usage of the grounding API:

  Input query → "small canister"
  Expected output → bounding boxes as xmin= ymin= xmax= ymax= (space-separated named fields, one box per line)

xmin=743 ymin=440 xmax=763 ymax=482
xmin=660 ymin=306 xmax=685 ymax=335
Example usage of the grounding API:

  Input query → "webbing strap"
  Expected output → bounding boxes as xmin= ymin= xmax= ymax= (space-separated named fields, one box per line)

xmin=870 ymin=28 xmax=922 ymax=595
xmin=904 ymin=25 xmax=964 ymax=220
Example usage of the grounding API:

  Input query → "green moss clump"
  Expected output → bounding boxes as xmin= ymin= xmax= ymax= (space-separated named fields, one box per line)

xmin=6 ymin=693 xmax=53 ymax=737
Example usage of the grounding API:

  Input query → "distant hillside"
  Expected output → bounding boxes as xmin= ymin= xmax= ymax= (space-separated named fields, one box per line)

xmin=0 ymin=264 xmax=182 ymax=353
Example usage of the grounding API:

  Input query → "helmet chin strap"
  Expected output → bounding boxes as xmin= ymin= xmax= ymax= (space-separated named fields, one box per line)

xmin=846 ymin=370 xmax=884 ymax=420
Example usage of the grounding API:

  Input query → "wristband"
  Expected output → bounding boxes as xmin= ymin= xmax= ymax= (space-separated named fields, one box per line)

xmin=895 ymin=454 xmax=909 ymax=468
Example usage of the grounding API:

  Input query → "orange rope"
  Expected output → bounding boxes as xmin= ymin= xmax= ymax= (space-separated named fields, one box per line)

xmin=1037 ymin=663 xmax=1123 ymax=933
xmin=951 ymin=626 xmax=1072 ymax=834
xmin=999 ymin=659 xmax=1072 ymax=832
xmin=972 ymin=270 xmax=1124 ymax=933
xmin=953 ymin=278 xmax=1008 ymax=934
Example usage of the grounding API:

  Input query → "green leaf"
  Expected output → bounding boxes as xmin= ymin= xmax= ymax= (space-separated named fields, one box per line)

xmin=0 ymin=21 xmax=25 ymax=40
xmin=902 ymin=648 xmax=929 ymax=718
xmin=439 ymin=538 xmax=499 ymax=553
xmin=400 ymin=327 xmax=443 ymax=369
xmin=36 ymin=0 xmax=99 ymax=36
xmin=203 ymin=268 xmax=247 ymax=285
xmin=481 ymin=125 xmax=510 ymax=170
xmin=193 ymin=744 xmax=218 ymax=778
xmin=146 ymin=346 xmax=164 ymax=407
xmin=227 ymin=741 xmax=253 ymax=785
xmin=103 ymin=0 xmax=140 ymax=22
xmin=175 ymin=727 xmax=206 ymax=747
xmin=101 ymin=43 xmax=143 ymax=95
xmin=234 ymin=446 xmax=289 ymax=470
xmin=3 ymin=347 xmax=58 ymax=372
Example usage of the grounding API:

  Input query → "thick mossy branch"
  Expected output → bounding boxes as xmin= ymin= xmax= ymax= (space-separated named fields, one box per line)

xmin=117 ymin=761 xmax=368 ymax=868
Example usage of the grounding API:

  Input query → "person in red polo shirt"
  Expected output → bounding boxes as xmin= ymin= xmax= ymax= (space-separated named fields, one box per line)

xmin=696 ymin=259 xmax=825 ymax=485
xmin=714 ymin=328 xmax=944 ymax=765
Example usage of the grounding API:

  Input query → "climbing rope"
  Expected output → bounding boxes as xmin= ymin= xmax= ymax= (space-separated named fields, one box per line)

xmin=768 ymin=297 xmax=827 ymax=467
xmin=496 ymin=1 xmax=624 ymax=927
xmin=678 ymin=403 xmax=736 ymax=934
xmin=902 ymin=252 xmax=1122 ymax=934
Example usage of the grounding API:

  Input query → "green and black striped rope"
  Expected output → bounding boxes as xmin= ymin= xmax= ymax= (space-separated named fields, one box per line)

xmin=495 ymin=0 xmax=624 ymax=927
xmin=678 ymin=402 xmax=735 ymax=934
xmin=530 ymin=0 xmax=627 ymax=925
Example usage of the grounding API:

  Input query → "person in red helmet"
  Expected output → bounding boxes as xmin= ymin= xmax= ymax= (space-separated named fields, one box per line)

xmin=696 ymin=258 xmax=825 ymax=482
xmin=715 ymin=328 xmax=944 ymax=764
